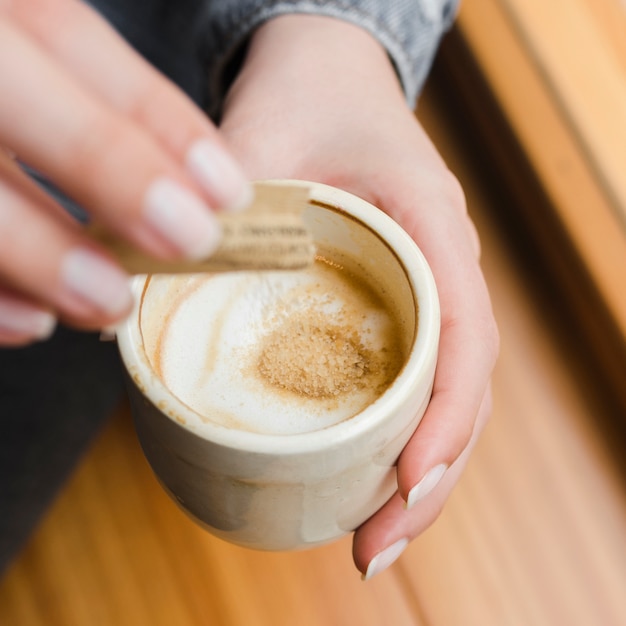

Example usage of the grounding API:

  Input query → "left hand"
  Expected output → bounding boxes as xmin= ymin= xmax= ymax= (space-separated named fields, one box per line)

xmin=219 ymin=15 xmax=499 ymax=578
xmin=0 ymin=0 xmax=250 ymax=344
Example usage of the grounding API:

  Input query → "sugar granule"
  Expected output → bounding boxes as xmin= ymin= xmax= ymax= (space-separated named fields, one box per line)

xmin=257 ymin=310 xmax=379 ymax=399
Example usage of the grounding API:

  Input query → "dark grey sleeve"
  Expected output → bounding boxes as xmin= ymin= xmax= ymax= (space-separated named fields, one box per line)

xmin=202 ymin=0 xmax=460 ymax=113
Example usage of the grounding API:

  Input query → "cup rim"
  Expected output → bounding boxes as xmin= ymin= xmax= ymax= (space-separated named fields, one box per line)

xmin=116 ymin=180 xmax=440 ymax=455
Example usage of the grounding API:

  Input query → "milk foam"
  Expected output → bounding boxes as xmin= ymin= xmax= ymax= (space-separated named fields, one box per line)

xmin=144 ymin=259 xmax=404 ymax=435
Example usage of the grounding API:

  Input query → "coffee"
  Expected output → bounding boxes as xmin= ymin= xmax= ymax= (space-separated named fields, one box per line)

xmin=118 ymin=182 xmax=438 ymax=551
xmin=139 ymin=246 xmax=409 ymax=436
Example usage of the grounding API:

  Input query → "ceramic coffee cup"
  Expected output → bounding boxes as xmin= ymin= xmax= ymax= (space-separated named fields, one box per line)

xmin=116 ymin=180 xmax=440 ymax=551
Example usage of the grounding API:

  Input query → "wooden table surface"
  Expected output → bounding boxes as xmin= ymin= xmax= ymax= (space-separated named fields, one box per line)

xmin=1 ymin=74 xmax=625 ymax=626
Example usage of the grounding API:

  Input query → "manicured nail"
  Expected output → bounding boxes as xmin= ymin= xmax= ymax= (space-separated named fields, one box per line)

xmin=362 ymin=538 xmax=409 ymax=581
xmin=186 ymin=139 xmax=253 ymax=212
xmin=0 ymin=300 xmax=56 ymax=340
xmin=406 ymin=463 xmax=448 ymax=510
xmin=144 ymin=178 xmax=223 ymax=259
xmin=61 ymin=248 xmax=133 ymax=317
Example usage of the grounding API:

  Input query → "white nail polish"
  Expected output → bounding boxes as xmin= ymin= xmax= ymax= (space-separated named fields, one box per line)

xmin=144 ymin=178 xmax=223 ymax=259
xmin=363 ymin=538 xmax=409 ymax=581
xmin=61 ymin=248 xmax=133 ymax=317
xmin=406 ymin=463 xmax=448 ymax=510
xmin=186 ymin=139 xmax=252 ymax=212
xmin=0 ymin=300 xmax=56 ymax=340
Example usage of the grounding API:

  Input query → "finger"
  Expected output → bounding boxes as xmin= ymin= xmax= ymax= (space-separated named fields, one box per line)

xmin=0 ymin=286 xmax=56 ymax=345
xmin=3 ymin=0 xmax=251 ymax=213
xmin=396 ymin=275 xmax=498 ymax=510
xmin=377 ymin=172 xmax=498 ymax=504
xmin=0 ymin=161 xmax=133 ymax=327
xmin=353 ymin=387 xmax=492 ymax=579
xmin=0 ymin=18 xmax=235 ymax=261
xmin=347 ymin=168 xmax=497 ymax=578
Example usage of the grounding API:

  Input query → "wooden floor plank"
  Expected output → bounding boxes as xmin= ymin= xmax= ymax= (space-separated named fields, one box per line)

xmin=501 ymin=0 xmax=626 ymax=219
xmin=448 ymin=0 xmax=626 ymax=410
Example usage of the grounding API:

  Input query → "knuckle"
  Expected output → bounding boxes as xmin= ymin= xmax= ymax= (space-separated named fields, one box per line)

xmin=126 ymin=79 xmax=161 ymax=125
xmin=474 ymin=311 xmax=500 ymax=376
xmin=441 ymin=169 xmax=467 ymax=213
xmin=127 ymin=78 xmax=200 ymax=153
xmin=485 ymin=316 xmax=501 ymax=367
xmin=68 ymin=112 xmax=133 ymax=184
xmin=414 ymin=167 xmax=468 ymax=222
xmin=465 ymin=214 xmax=482 ymax=259
xmin=456 ymin=414 xmax=477 ymax=450
xmin=426 ymin=167 xmax=467 ymax=217
xmin=470 ymin=283 xmax=501 ymax=371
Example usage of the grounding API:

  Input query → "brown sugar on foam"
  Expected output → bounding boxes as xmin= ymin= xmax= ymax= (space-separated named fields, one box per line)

xmin=257 ymin=310 xmax=374 ymax=399
xmin=256 ymin=301 xmax=404 ymax=401
xmin=253 ymin=253 xmax=405 ymax=406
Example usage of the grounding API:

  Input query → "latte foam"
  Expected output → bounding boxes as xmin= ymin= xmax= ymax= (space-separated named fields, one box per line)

xmin=141 ymin=254 xmax=406 ymax=435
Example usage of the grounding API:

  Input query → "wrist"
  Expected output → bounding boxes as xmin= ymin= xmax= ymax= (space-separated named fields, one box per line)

xmin=223 ymin=14 xmax=407 ymax=116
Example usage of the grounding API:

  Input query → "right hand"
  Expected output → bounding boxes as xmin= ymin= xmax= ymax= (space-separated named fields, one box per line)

xmin=0 ymin=0 xmax=250 ymax=345
xmin=219 ymin=14 xmax=499 ymax=578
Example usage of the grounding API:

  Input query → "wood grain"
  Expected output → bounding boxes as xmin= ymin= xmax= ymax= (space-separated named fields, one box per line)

xmin=443 ymin=0 xmax=626 ymax=412
xmin=1 ymin=45 xmax=626 ymax=626
xmin=500 ymin=0 xmax=626 ymax=217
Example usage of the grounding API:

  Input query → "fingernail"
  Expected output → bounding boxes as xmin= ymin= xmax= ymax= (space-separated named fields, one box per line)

xmin=0 ymin=300 xmax=56 ymax=340
xmin=406 ymin=463 xmax=448 ymax=510
xmin=144 ymin=178 xmax=223 ymax=259
xmin=61 ymin=248 xmax=133 ymax=317
xmin=362 ymin=538 xmax=408 ymax=581
xmin=186 ymin=139 xmax=252 ymax=212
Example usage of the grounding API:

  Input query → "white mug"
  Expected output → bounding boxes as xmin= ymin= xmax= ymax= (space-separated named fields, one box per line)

xmin=116 ymin=181 xmax=440 ymax=551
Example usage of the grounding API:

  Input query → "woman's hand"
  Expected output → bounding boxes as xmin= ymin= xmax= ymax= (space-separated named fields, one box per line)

xmin=0 ymin=0 xmax=250 ymax=345
xmin=220 ymin=14 xmax=499 ymax=578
